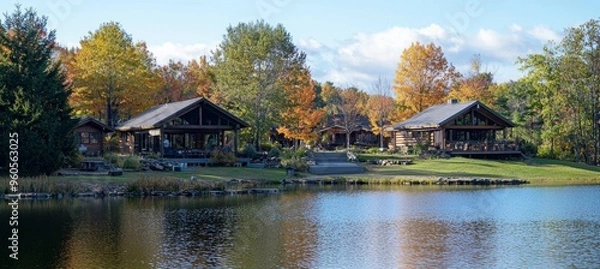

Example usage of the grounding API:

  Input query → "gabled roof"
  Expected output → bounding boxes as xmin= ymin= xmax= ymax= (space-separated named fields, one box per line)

xmin=393 ymin=100 xmax=514 ymax=130
xmin=116 ymin=97 xmax=249 ymax=131
xmin=76 ymin=117 xmax=115 ymax=132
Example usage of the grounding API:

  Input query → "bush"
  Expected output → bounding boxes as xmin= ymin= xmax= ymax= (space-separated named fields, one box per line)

xmin=280 ymin=158 xmax=308 ymax=172
xmin=279 ymin=148 xmax=309 ymax=171
xmin=65 ymin=151 xmax=84 ymax=168
xmin=366 ymin=147 xmax=380 ymax=154
xmin=210 ymin=149 xmax=237 ymax=166
xmin=241 ymin=144 xmax=257 ymax=158
xmin=520 ymin=141 xmax=538 ymax=157
xmin=104 ymin=153 xmax=119 ymax=165
xmin=260 ymin=142 xmax=272 ymax=152
xmin=268 ymin=147 xmax=281 ymax=157
xmin=122 ymin=156 xmax=142 ymax=170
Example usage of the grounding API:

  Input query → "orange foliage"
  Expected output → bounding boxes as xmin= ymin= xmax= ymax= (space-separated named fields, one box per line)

xmin=449 ymin=55 xmax=494 ymax=103
xmin=277 ymin=69 xmax=325 ymax=144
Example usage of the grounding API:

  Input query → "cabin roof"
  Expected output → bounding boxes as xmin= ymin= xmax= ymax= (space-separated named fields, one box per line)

xmin=76 ymin=117 xmax=115 ymax=132
xmin=116 ymin=97 xmax=249 ymax=131
xmin=393 ymin=100 xmax=515 ymax=130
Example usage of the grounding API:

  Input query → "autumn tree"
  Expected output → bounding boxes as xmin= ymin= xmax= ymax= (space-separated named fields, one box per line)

xmin=155 ymin=60 xmax=197 ymax=103
xmin=71 ymin=22 xmax=159 ymax=127
xmin=277 ymin=68 xmax=325 ymax=148
xmin=449 ymin=54 xmax=495 ymax=103
xmin=366 ymin=77 xmax=395 ymax=149
xmin=329 ymin=87 xmax=368 ymax=149
xmin=394 ymin=42 xmax=458 ymax=120
xmin=188 ymin=55 xmax=218 ymax=101
xmin=0 ymin=6 xmax=77 ymax=176
xmin=212 ymin=20 xmax=306 ymax=150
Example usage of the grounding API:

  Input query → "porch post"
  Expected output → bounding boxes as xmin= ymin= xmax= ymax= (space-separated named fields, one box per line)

xmin=441 ymin=129 xmax=445 ymax=150
xmin=221 ymin=130 xmax=226 ymax=147
xmin=234 ymin=125 xmax=239 ymax=155
xmin=160 ymin=128 xmax=165 ymax=157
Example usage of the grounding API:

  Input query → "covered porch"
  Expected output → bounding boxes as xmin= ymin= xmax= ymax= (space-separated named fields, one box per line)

xmin=390 ymin=100 xmax=521 ymax=158
xmin=117 ymin=97 xmax=249 ymax=159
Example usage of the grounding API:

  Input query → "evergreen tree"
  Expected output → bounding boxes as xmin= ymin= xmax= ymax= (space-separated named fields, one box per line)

xmin=0 ymin=6 xmax=77 ymax=176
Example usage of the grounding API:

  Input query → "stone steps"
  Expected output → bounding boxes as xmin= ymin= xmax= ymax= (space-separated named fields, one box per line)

xmin=312 ymin=152 xmax=348 ymax=163
xmin=309 ymin=152 xmax=364 ymax=175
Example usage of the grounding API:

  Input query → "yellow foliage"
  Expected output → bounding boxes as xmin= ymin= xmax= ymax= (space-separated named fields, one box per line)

xmin=394 ymin=42 xmax=458 ymax=119
xmin=70 ymin=22 xmax=159 ymax=125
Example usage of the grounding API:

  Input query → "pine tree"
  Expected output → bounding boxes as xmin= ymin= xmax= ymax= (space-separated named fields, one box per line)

xmin=0 ymin=6 xmax=77 ymax=176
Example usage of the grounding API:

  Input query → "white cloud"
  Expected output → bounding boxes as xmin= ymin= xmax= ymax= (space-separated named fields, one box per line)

xmin=510 ymin=23 xmax=523 ymax=32
xmin=144 ymin=24 xmax=559 ymax=91
xmin=148 ymin=42 xmax=216 ymax=66
xmin=528 ymin=26 xmax=561 ymax=42
xmin=297 ymin=38 xmax=322 ymax=50
xmin=302 ymin=24 xmax=558 ymax=90
xmin=471 ymin=28 xmax=524 ymax=61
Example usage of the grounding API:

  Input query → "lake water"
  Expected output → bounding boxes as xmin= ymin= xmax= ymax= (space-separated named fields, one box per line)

xmin=1 ymin=185 xmax=600 ymax=268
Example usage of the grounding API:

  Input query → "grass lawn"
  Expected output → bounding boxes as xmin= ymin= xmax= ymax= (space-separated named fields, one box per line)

xmin=358 ymin=157 xmax=600 ymax=185
xmin=4 ymin=157 xmax=599 ymax=193
xmin=56 ymin=167 xmax=291 ymax=184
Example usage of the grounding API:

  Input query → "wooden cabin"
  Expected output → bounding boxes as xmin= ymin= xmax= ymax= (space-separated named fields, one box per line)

xmin=73 ymin=117 xmax=115 ymax=156
xmin=319 ymin=115 xmax=381 ymax=149
xmin=116 ymin=97 xmax=249 ymax=157
xmin=389 ymin=100 xmax=520 ymax=157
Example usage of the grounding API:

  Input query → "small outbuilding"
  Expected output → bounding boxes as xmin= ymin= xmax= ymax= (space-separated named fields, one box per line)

xmin=73 ymin=117 xmax=115 ymax=156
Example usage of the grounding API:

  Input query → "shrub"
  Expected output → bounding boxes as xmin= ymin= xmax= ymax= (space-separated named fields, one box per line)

xmin=210 ymin=149 xmax=237 ymax=166
xmin=268 ymin=147 xmax=281 ymax=157
xmin=241 ymin=144 xmax=257 ymax=158
xmin=104 ymin=153 xmax=119 ymax=165
xmin=294 ymin=148 xmax=308 ymax=158
xmin=65 ymin=151 xmax=84 ymax=168
xmin=260 ymin=142 xmax=273 ymax=152
xmin=122 ymin=156 xmax=142 ymax=170
xmin=279 ymin=148 xmax=309 ymax=171
xmin=280 ymin=157 xmax=308 ymax=172
xmin=520 ymin=141 xmax=538 ymax=157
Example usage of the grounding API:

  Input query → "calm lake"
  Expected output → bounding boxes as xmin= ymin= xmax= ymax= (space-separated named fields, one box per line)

xmin=1 ymin=185 xmax=600 ymax=268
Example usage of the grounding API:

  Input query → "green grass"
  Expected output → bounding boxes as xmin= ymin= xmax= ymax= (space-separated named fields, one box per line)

xmin=3 ymin=157 xmax=599 ymax=194
xmin=360 ymin=157 xmax=600 ymax=185
xmin=58 ymin=167 xmax=291 ymax=183
xmin=1 ymin=167 xmax=294 ymax=194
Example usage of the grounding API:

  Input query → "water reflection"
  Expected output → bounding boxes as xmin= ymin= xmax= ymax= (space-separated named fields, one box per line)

xmin=1 ymin=185 xmax=599 ymax=268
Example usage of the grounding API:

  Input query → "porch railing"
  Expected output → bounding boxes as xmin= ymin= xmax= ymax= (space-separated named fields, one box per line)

xmin=443 ymin=140 xmax=520 ymax=152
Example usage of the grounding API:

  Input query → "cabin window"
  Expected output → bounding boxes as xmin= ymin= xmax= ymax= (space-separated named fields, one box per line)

xmin=81 ymin=132 xmax=90 ymax=144
xmin=90 ymin=132 xmax=100 ymax=144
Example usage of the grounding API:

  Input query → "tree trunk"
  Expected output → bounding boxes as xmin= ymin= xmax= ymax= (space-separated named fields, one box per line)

xmin=346 ymin=131 xmax=351 ymax=149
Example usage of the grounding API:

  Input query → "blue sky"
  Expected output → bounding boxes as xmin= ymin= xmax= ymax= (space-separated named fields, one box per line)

xmin=1 ymin=0 xmax=598 ymax=90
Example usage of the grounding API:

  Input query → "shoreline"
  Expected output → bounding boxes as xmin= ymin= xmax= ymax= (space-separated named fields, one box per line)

xmin=3 ymin=174 xmax=599 ymax=200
